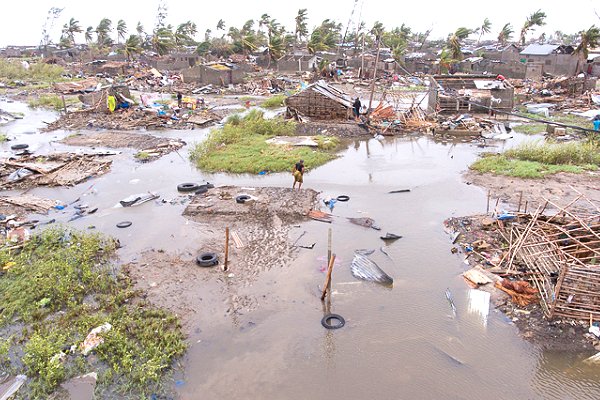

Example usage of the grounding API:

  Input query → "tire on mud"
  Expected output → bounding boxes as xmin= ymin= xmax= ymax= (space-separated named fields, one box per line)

xmin=321 ymin=313 xmax=345 ymax=329
xmin=236 ymin=195 xmax=251 ymax=204
xmin=177 ymin=183 xmax=200 ymax=192
xmin=196 ymin=252 xmax=218 ymax=267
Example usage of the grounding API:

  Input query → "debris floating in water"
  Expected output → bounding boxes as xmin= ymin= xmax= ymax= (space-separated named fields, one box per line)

xmin=350 ymin=251 xmax=393 ymax=285
xmin=445 ymin=288 xmax=457 ymax=317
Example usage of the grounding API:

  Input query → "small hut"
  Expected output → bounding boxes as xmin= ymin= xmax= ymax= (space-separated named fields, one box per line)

xmin=285 ymin=80 xmax=353 ymax=121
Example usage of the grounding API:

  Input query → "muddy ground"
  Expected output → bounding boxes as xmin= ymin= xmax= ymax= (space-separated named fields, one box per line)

xmin=465 ymin=170 xmax=600 ymax=213
xmin=126 ymin=186 xmax=320 ymax=334
xmin=60 ymin=131 xmax=186 ymax=160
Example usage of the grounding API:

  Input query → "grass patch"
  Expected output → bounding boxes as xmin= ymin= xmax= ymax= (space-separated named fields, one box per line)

xmin=135 ymin=151 xmax=151 ymax=161
xmin=260 ymin=94 xmax=287 ymax=109
xmin=27 ymin=94 xmax=78 ymax=111
xmin=471 ymin=140 xmax=600 ymax=178
xmin=0 ymin=133 xmax=8 ymax=142
xmin=0 ymin=59 xmax=65 ymax=83
xmin=0 ymin=227 xmax=186 ymax=398
xmin=190 ymin=110 xmax=339 ymax=173
xmin=513 ymin=122 xmax=547 ymax=135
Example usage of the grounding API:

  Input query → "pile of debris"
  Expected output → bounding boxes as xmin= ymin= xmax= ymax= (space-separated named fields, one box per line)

xmin=45 ymin=106 xmax=219 ymax=131
xmin=434 ymin=114 xmax=503 ymax=136
xmin=449 ymin=194 xmax=600 ymax=324
xmin=60 ymin=131 xmax=186 ymax=161
xmin=0 ymin=153 xmax=112 ymax=189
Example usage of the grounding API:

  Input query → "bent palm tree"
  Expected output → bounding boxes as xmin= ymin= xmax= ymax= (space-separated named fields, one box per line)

xmin=519 ymin=9 xmax=546 ymax=45
xmin=295 ymin=8 xmax=308 ymax=44
xmin=476 ymin=18 xmax=492 ymax=44
xmin=447 ymin=27 xmax=472 ymax=61
xmin=124 ymin=35 xmax=142 ymax=60
xmin=116 ymin=20 xmax=127 ymax=44
xmin=498 ymin=23 xmax=514 ymax=46
xmin=574 ymin=25 xmax=600 ymax=73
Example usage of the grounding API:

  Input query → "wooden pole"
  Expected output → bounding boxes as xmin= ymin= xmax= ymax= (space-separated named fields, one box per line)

xmin=367 ymin=38 xmax=381 ymax=114
xmin=517 ymin=191 xmax=523 ymax=213
xmin=61 ymin=95 xmax=67 ymax=114
xmin=321 ymin=254 xmax=336 ymax=301
xmin=327 ymin=228 xmax=332 ymax=293
xmin=486 ymin=190 xmax=491 ymax=214
xmin=223 ymin=226 xmax=229 ymax=271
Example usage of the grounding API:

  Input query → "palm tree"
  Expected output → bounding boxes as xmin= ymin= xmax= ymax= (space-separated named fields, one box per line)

xmin=476 ymin=18 xmax=492 ymax=44
xmin=136 ymin=22 xmax=145 ymax=36
xmin=574 ymin=25 xmax=600 ymax=73
xmin=85 ymin=26 xmax=94 ymax=44
xmin=65 ymin=18 xmax=82 ymax=45
xmin=498 ymin=23 xmax=514 ymax=46
xmin=447 ymin=27 xmax=472 ymax=61
xmin=295 ymin=8 xmax=308 ymax=44
xmin=217 ymin=19 xmax=226 ymax=32
xmin=116 ymin=20 xmax=127 ymax=44
xmin=96 ymin=18 xmax=113 ymax=47
xmin=520 ymin=9 xmax=546 ymax=45
xmin=175 ymin=21 xmax=198 ymax=47
xmin=266 ymin=33 xmax=286 ymax=67
xmin=259 ymin=13 xmax=271 ymax=37
xmin=152 ymin=25 xmax=175 ymax=55
xmin=124 ymin=35 xmax=142 ymax=60
xmin=205 ymin=29 xmax=212 ymax=42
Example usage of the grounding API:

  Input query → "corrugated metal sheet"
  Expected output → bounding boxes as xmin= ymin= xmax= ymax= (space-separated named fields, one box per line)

xmin=306 ymin=80 xmax=354 ymax=108
xmin=520 ymin=44 xmax=559 ymax=56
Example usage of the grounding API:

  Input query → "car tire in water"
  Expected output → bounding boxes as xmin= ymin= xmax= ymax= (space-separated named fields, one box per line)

xmin=321 ymin=313 xmax=345 ymax=329
xmin=177 ymin=183 xmax=199 ymax=192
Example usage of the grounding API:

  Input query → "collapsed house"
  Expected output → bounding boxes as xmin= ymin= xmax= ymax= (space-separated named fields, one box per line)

xmin=503 ymin=196 xmax=600 ymax=321
xmin=285 ymin=80 xmax=354 ymax=121
xmin=427 ymin=75 xmax=515 ymax=114
xmin=519 ymin=44 xmax=579 ymax=77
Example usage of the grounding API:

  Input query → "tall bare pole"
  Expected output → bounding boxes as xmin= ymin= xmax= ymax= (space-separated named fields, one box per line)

xmin=367 ymin=38 xmax=381 ymax=113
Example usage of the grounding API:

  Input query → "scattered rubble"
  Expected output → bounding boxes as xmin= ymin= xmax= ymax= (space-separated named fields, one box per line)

xmin=60 ymin=131 xmax=186 ymax=161
xmin=0 ymin=153 xmax=112 ymax=189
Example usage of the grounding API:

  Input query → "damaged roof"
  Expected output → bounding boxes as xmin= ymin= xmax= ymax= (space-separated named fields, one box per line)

xmin=520 ymin=44 xmax=574 ymax=56
xmin=297 ymin=80 xmax=354 ymax=108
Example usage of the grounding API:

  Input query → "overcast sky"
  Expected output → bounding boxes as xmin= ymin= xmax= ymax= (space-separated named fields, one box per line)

xmin=2 ymin=0 xmax=599 ymax=47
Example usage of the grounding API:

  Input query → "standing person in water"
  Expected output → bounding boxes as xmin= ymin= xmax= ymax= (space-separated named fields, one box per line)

xmin=292 ymin=159 xmax=305 ymax=190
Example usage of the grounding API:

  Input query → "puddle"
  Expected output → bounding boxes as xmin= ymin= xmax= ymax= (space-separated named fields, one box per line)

xmin=1 ymin=100 xmax=597 ymax=399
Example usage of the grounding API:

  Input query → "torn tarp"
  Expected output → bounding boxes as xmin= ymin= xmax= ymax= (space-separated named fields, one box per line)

xmin=350 ymin=251 xmax=393 ymax=286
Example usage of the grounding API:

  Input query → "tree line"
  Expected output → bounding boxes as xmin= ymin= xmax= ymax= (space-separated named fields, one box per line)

xmin=50 ymin=6 xmax=599 ymax=65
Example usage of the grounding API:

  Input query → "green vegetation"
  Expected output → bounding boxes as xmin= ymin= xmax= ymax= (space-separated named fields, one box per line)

xmin=260 ymin=94 xmax=287 ymax=109
xmin=27 ymin=94 xmax=78 ymax=111
xmin=0 ymin=228 xmax=186 ymax=398
xmin=513 ymin=122 xmax=546 ymax=135
xmin=0 ymin=133 xmax=8 ymax=142
xmin=513 ymin=111 xmax=592 ymax=135
xmin=135 ymin=151 xmax=151 ymax=160
xmin=190 ymin=110 xmax=339 ymax=173
xmin=471 ymin=140 xmax=600 ymax=178
xmin=0 ymin=59 xmax=65 ymax=84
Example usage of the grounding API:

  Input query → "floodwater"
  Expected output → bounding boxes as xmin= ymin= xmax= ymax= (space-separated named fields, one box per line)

xmin=1 ymin=98 xmax=599 ymax=400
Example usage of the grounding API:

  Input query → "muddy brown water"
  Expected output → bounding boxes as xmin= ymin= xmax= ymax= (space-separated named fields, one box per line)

xmin=1 ymin=97 xmax=599 ymax=399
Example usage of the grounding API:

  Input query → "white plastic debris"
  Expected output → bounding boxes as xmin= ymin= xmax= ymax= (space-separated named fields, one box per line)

xmin=80 ymin=323 xmax=112 ymax=355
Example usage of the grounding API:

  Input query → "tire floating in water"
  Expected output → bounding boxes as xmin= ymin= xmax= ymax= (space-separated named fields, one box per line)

xmin=321 ymin=313 xmax=345 ymax=329
xmin=116 ymin=221 xmax=132 ymax=228
xmin=10 ymin=144 xmax=29 ymax=150
xmin=336 ymin=195 xmax=350 ymax=202
xmin=177 ymin=183 xmax=199 ymax=193
xmin=196 ymin=252 xmax=218 ymax=267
